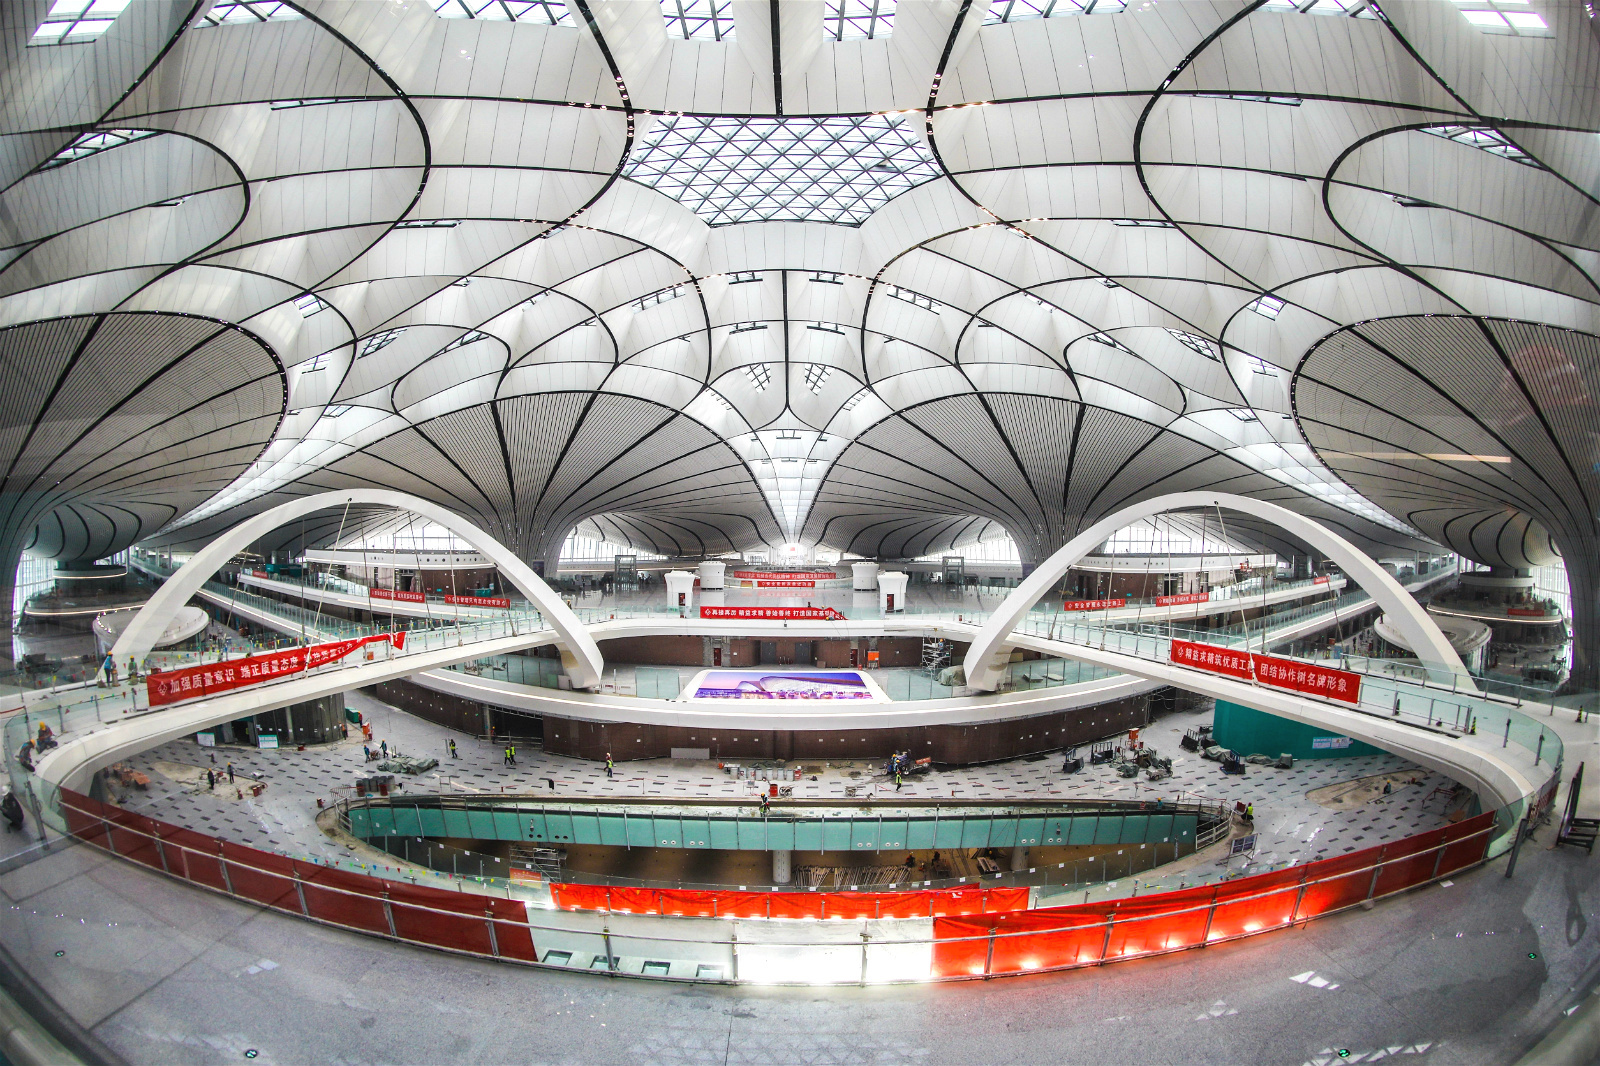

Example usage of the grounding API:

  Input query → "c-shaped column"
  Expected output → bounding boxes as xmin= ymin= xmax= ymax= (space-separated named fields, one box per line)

xmin=109 ymin=489 xmax=605 ymax=690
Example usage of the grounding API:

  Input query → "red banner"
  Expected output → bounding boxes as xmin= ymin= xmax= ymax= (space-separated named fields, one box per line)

xmin=1170 ymin=638 xmax=1254 ymax=680
xmin=1063 ymin=598 xmax=1125 ymax=612
xmin=146 ymin=631 xmax=407 ymax=707
xmin=1507 ymin=607 xmax=1547 ymax=617
xmin=444 ymin=594 xmax=510 ymax=608
xmin=1253 ymin=654 xmax=1362 ymax=703
xmin=369 ymin=588 xmax=426 ymax=603
xmin=1170 ymin=639 xmax=1361 ymax=704
xmin=732 ymin=571 xmax=840 ymax=581
xmin=1313 ymin=575 xmax=1330 ymax=585
xmin=1155 ymin=592 xmax=1211 ymax=607
xmin=700 ymin=606 xmax=846 ymax=621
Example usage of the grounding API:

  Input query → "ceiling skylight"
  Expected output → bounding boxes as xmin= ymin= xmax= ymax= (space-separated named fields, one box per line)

xmin=825 ymin=0 xmax=895 ymax=39
xmin=1450 ymin=0 xmax=1549 ymax=34
xmin=1166 ymin=328 xmax=1219 ymax=359
xmin=663 ymin=0 xmax=734 ymax=39
xmin=194 ymin=1 xmax=303 ymax=28
xmin=622 ymin=114 xmax=942 ymax=226
xmin=433 ymin=0 xmax=572 ymax=23
xmin=30 ymin=0 xmax=131 ymax=45
xmin=39 ymin=129 xmax=158 ymax=170
xmin=1261 ymin=0 xmax=1381 ymax=15
xmin=1422 ymin=125 xmax=1541 ymax=167
xmin=984 ymin=0 xmax=1124 ymax=22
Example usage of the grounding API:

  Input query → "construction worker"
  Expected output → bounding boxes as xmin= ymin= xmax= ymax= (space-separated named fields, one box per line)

xmin=508 ymin=744 xmax=516 ymax=767
xmin=895 ymin=771 xmax=903 ymax=791
xmin=606 ymin=753 xmax=614 ymax=778
xmin=448 ymin=739 xmax=457 ymax=759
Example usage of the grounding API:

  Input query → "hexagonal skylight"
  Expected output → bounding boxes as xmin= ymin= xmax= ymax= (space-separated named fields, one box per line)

xmin=622 ymin=114 xmax=943 ymax=226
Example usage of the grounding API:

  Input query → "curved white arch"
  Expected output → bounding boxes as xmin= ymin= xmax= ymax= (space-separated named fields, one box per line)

xmin=962 ymin=492 xmax=1473 ymax=693
xmin=110 ymin=490 xmax=604 ymax=690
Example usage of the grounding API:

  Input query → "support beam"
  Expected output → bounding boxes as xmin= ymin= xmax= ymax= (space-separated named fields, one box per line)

xmin=963 ymin=492 xmax=1473 ymax=693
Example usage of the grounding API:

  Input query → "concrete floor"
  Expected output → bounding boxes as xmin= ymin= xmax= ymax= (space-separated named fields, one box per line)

xmin=2 ymin=825 xmax=1596 ymax=1065
xmin=112 ymin=694 xmax=1460 ymax=884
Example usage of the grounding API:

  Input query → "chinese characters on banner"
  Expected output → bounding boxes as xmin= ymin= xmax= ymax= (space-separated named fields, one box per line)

xmin=444 ymin=594 xmax=511 ymax=608
xmin=1062 ymin=598 xmax=1126 ymax=611
xmin=731 ymin=571 xmax=839 ymax=581
xmin=145 ymin=631 xmax=407 ymax=707
xmin=699 ymin=606 xmax=846 ymax=621
xmin=1155 ymin=592 xmax=1211 ymax=607
xmin=369 ymin=588 xmax=426 ymax=603
xmin=1169 ymin=638 xmax=1362 ymax=704
xmin=1313 ymin=576 xmax=1331 ymax=585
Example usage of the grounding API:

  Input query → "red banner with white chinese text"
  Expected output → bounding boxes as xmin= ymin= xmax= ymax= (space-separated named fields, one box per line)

xmin=444 ymin=594 xmax=510 ymax=608
xmin=1170 ymin=639 xmax=1361 ymax=704
xmin=146 ymin=631 xmax=407 ymax=707
xmin=699 ymin=606 xmax=846 ymax=621
xmin=369 ymin=588 xmax=426 ymax=603
xmin=1062 ymin=598 xmax=1126 ymax=612
xmin=1155 ymin=592 xmax=1211 ymax=607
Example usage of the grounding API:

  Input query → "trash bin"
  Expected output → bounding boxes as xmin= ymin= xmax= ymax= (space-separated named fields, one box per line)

xmin=769 ymin=783 xmax=778 ymax=797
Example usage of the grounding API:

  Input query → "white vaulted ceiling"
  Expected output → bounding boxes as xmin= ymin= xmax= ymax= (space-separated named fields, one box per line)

xmin=0 ymin=0 xmax=1595 ymax=610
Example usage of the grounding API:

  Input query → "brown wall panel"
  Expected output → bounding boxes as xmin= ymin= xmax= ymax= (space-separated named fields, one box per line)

xmin=597 ymin=635 xmax=706 ymax=666
xmin=542 ymin=692 xmax=1156 ymax=766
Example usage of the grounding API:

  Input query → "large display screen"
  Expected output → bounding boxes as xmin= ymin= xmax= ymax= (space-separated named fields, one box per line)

xmin=683 ymin=669 xmax=887 ymax=702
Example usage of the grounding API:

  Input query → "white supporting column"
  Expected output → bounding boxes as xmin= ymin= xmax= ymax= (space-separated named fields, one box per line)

xmin=878 ymin=571 xmax=908 ymax=613
xmin=772 ymin=849 xmax=792 ymax=885
xmin=665 ymin=570 xmax=696 ymax=615
xmin=851 ymin=561 xmax=879 ymax=591
xmin=697 ymin=560 xmax=726 ymax=590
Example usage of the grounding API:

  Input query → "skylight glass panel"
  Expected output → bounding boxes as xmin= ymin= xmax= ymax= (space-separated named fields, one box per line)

xmin=301 ymin=354 xmax=329 ymax=373
xmin=729 ymin=322 xmax=768 ymax=334
xmin=1097 ymin=277 xmax=1121 ymax=288
xmin=1166 ymin=328 xmax=1219 ymax=359
xmin=824 ymin=0 xmax=895 ymax=39
xmin=358 ymin=328 xmax=406 ymax=357
xmin=841 ymin=388 xmax=869 ymax=411
xmin=1229 ymin=408 xmax=1260 ymax=422
xmin=396 ymin=219 xmax=462 ymax=228
xmin=743 ymin=364 xmax=772 ymax=391
xmin=889 ymin=286 xmax=938 ymax=312
xmin=622 ymin=114 xmax=942 ymax=226
xmin=433 ymin=0 xmax=573 ymax=23
xmin=986 ymin=0 xmax=1130 ymax=19
xmin=711 ymin=392 xmax=734 ymax=410
xmin=294 ymin=293 xmax=326 ymax=317
xmin=322 ymin=405 xmax=352 ymax=417
xmin=1025 ymin=294 xmax=1056 ymax=312
xmin=439 ymin=330 xmax=489 ymax=353
xmin=1451 ymin=0 xmax=1549 ymax=33
xmin=39 ymin=129 xmax=157 ymax=170
xmin=1247 ymin=355 xmax=1278 ymax=376
xmin=1421 ymin=125 xmax=1540 ymax=167
xmin=193 ymin=1 xmax=303 ymax=27
xmin=1194 ymin=93 xmax=1303 ymax=106
xmin=1090 ymin=332 xmax=1134 ymax=353
xmin=1247 ymin=294 xmax=1285 ymax=319
xmin=1112 ymin=218 xmax=1177 ymax=228
xmin=803 ymin=364 xmax=832 ymax=393
xmin=663 ymin=0 xmax=734 ymax=39
xmin=811 ymin=272 xmax=844 ymax=284
xmin=630 ymin=285 xmax=685 ymax=312
xmin=1261 ymin=0 xmax=1380 ymax=15
xmin=727 ymin=271 xmax=760 ymax=284
xmin=31 ymin=0 xmax=130 ymax=44
xmin=808 ymin=323 xmax=844 ymax=334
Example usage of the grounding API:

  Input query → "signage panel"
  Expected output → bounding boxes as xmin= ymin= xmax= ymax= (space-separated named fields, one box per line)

xmin=1170 ymin=638 xmax=1362 ymax=704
